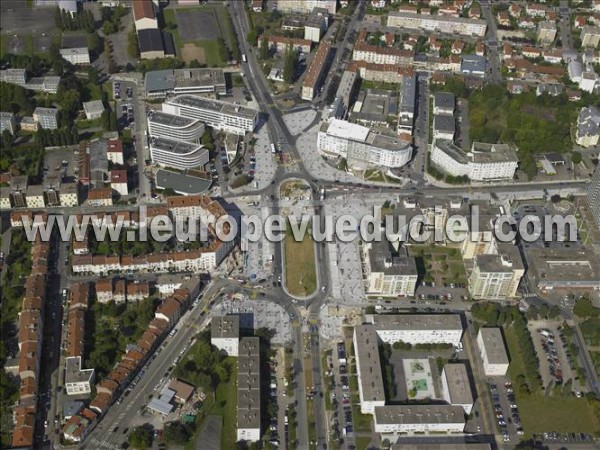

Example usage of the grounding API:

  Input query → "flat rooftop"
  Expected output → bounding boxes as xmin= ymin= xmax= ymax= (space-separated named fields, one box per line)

xmin=366 ymin=314 xmax=463 ymax=331
xmin=150 ymin=137 xmax=203 ymax=154
xmin=173 ymin=68 xmax=226 ymax=89
xmin=434 ymin=139 xmax=469 ymax=164
xmin=322 ymin=119 xmax=370 ymax=142
xmin=374 ymin=404 xmax=466 ymax=425
xmin=471 ymin=142 xmax=518 ymax=164
xmin=238 ymin=337 xmax=260 ymax=430
xmin=155 ymin=169 xmax=212 ymax=195
xmin=442 ymin=364 xmax=473 ymax=406
xmin=211 ymin=315 xmax=240 ymax=339
xmin=148 ymin=111 xmax=199 ymax=128
xmin=478 ymin=328 xmax=509 ymax=365
xmin=65 ymin=356 xmax=94 ymax=385
xmin=392 ymin=444 xmax=491 ymax=450
xmin=527 ymin=247 xmax=600 ymax=286
xmin=367 ymin=241 xmax=417 ymax=276
xmin=354 ymin=325 xmax=386 ymax=403
xmin=167 ymin=95 xmax=258 ymax=120
xmin=475 ymin=245 xmax=523 ymax=273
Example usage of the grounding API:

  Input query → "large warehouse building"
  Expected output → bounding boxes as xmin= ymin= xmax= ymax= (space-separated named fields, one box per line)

xmin=477 ymin=328 xmax=509 ymax=376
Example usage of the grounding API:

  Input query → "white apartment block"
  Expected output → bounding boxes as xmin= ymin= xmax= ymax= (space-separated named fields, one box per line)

xmin=65 ymin=356 xmax=95 ymax=395
xmin=353 ymin=43 xmax=413 ymax=66
xmin=0 ymin=111 xmax=17 ymax=135
xmin=477 ymin=328 xmax=509 ymax=376
xmin=211 ymin=316 xmax=240 ymax=356
xmin=277 ymin=0 xmax=336 ymax=14
xmin=317 ymin=119 xmax=412 ymax=169
xmin=353 ymin=325 xmax=386 ymax=414
xmin=431 ymin=140 xmax=518 ymax=181
xmin=469 ymin=248 xmax=524 ymax=300
xmin=33 ymin=107 xmax=59 ymax=129
xmin=441 ymin=364 xmax=473 ymax=415
xmin=60 ymin=47 xmax=91 ymax=65
xmin=581 ymin=26 xmax=600 ymax=48
xmin=365 ymin=314 xmax=464 ymax=347
xmin=147 ymin=111 xmax=205 ymax=143
xmin=162 ymin=95 xmax=258 ymax=136
xmin=576 ymin=106 xmax=600 ymax=147
xmin=237 ymin=337 xmax=261 ymax=442
xmin=362 ymin=241 xmax=418 ymax=297
xmin=387 ymin=11 xmax=487 ymax=37
xmin=374 ymin=405 xmax=466 ymax=433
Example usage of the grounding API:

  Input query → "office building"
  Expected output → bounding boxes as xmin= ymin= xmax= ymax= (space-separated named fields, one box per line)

xmin=477 ymin=328 xmax=509 ymax=376
xmin=83 ymin=100 xmax=105 ymax=120
xmin=441 ymin=364 xmax=473 ymax=414
xmin=149 ymin=137 xmax=209 ymax=170
xmin=147 ymin=111 xmax=205 ymax=143
xmin=431 ymin=140 xmax=519 ymax=181
xmin=469 ymin=245 xmax=524 ymax=300
xmin=211 ymin=315 xmax=240 ymax=356
xmin=361 ymin=241 xmax=418 ymax=297
xmin=60 ymin=47 xmax=91 ymax=65
xmin=33 ymin=107 xmax=59 ymax=129
xmin=387 ymin=11 xmax=487 ymax=37
xmin=277 ymin=0 xmax=337 ymax=15
xmin=589 ymin=164 xmax=600 ymax=229
xmin=317 ymin=119 xmax=412 ymax=168
xmin=162 ymin=95 xmax=258 ymax=136
xmin=145 ymin=68 xmax=227 ymax=98
xmin=237 ymin=337 xmax=261 ymax=442
xmin=304 ymin=14 xmax=326 ymax=42
xmin=374 ymin=405 xmax=465 ymax=433
xmin=0 ymin=112 xmax=17 ymax=135
xmin=576 ymin=106 xmax=600 ymax=147
xmin=527 ymin=247 xmax=600 ymax=291
xmin=301 ymin=42 xmax=331 ymax=101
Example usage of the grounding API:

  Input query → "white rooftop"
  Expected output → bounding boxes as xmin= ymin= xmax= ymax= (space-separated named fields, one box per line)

xmin=326 ymin=119 xmax=370 ymax=142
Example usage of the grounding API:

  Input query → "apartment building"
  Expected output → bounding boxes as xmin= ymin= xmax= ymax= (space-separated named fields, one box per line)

xmin=430 ymin=140 xmax=519 ymax=181
xmin=211 ymin=315 xmax=240 ymax=356
xmin=147 ymin=110 xmax=205 ymax=143
xmin=588 ymin=164 xmax=600 ymax=232
xmin=304 ymin=14 xmax=326 ymax=43
xmin=110 ymin=170 xmax=129 ymax=196
xmin=86 ymin=188 xmax=113 ymax=207
xmin=107 ymin=139 xmax=124 ymax=165
xmin=441 ymin=364 xmax=473 ymax=414
xmin=149 ymin=137 xmax=209 ymax=170
xmin=65 ymin=356 xmax=95 ymax=396
xmin=60 ymin=183 xmax=79 ymax=207
xmin=83 ymin=100 xmax=105 ymax=120
xmin=264 ymin=35 xmax=312 ymax=54
xmin=433 ymin=92 xmax=455 ymax=115
xmin=398 ymin=75 xmax=416 ymax=133
xmin=537 ymin=21 xmax=557 ymax=45
xmin=301 ymin=42 xmax=331 ymax=100
xmin=581 ymin=26 xmax=600 ymax=47
xmin=60 ymin=47 xmax=91 ymax=65
xmin=25 ymin=185 xmax=45 ymax=208
xmin=276 ymin=0 xmax=337 ymax=15
xmin=317 ymin=119 xmax=412 ymax=168
xmin=33 ymin=107 xmax=59 ymax=129
xmin=0 ymin=111 xmax=17 ymax=135
xmin=162 ymin=95 xmax=258 ymax=136
xmin=361 ymin=241 xmax=418 ymax=297
xmin=353 ymin=325 xmax=386 ymax=414
xmin=364 ymin=314 xmax=464 ymax=347
xmin=328 ymin=70 xmax=357 ymax=119
xmin=374 ymin=405 xmax=466 ymax=433
xmin=387 ymin=11 xmax=487 ymax=37
xmin=469 ymin=246 xmax=524 ymax=300
xmin=576 ymin=106 xmax=600 ymax=147
xmin=527 ymin=247 xmax=600 ymax=291
xmin=353 ymin=43 xmax=413 ymax=66
xmin=237 ymin=337 xmax=261 ymax=442
xmin=477 ymin=328 xmax=509 ymax=376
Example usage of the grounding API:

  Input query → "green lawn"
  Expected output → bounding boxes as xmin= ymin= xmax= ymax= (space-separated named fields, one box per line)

xmin=284 ymin=229 xmax=317 ymax=297
xmin=187 ymin=358 xmax=237 ymax=450
xmin=163 ymin=9 xmax=183 ymax=53
xmin=195 ymin=40 xmax=226 ymax=67
xmin=355 ymin=436 xmax=373 ymax=450
xmin=351 ymin=405 xmax=372 ymax=433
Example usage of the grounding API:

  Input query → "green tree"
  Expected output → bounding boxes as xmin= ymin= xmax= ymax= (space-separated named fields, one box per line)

xmin=163 ymin=421 xmax=191 ymax=445
xmin=283 ymin=45 xmax=297 ymax=84
xmin=259 ymin=35 xmax=269 ymax=59
xmin=217 ymin=38 xmax=229 ymax=63
xmin=128 ymin=30 xmax=140 ymax=58
xmin=571 ymin=151 xmax=582 ymax=165
xmin=1 ymin=130 xmax=13 ymax=150
xmin=128 ymin=426 xmax=152 ymax=449
xmin=109 ymin=111 xmax=117 ymax=131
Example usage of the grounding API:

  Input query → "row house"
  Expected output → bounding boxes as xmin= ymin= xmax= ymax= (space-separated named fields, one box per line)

xmin=522 ymin=46 xmax=543 ymax=58
xmin=526 ymin=3 xmax=547 ymax=18
xmin=543 ymin=49 xmax=563 ymax=64
xmin=264 ymin=35 xmax=312 ymax=53
xmin=519 ymin=18 xmax=536 ymax=29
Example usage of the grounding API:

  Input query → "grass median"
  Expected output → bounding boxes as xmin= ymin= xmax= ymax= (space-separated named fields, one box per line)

xmin=283 ymin=227 xmax=317 ymax=297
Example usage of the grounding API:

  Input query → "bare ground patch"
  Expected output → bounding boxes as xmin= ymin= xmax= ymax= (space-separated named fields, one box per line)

xmin=181 ymin=43 xmax=205 ymax=64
